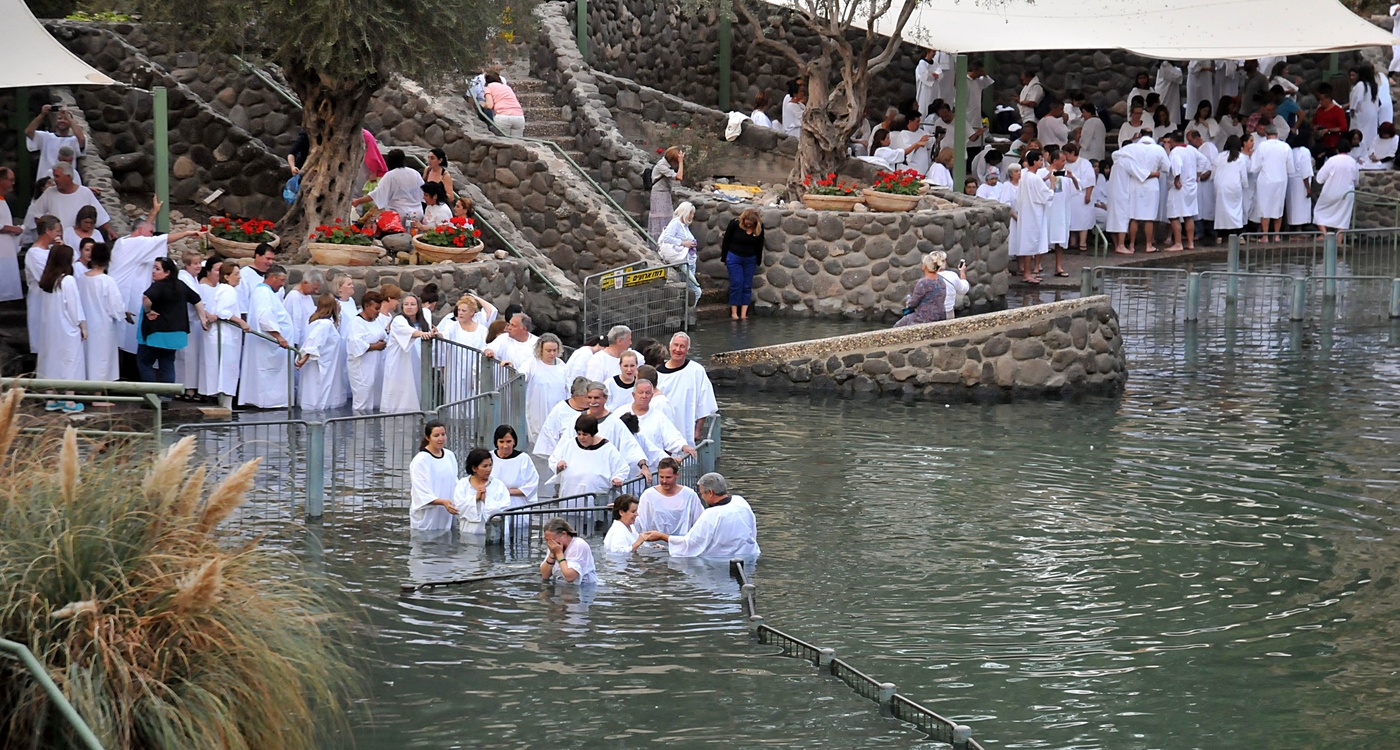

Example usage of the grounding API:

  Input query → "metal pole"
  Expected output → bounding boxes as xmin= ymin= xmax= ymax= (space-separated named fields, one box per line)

xmin=952 ymin=54 xmax=969 ymax=188
xmin=420 ymin=339 xmax=436 ymax=412
xmin=153 ymin=86 xmax=170 ymax=233
xmin=10 ymin=88 xmax=33 ymax=208
xmin=0 ymin=639 xmax=106 ymax=750
xmin=1185 ymin=272 xmax=1201 ymax=322
xmin=1391 ymin=279 xmax=1400 ymax=318
xmin=306 ymin=421 xmax=325 ymax=518
xmin=877 ymin=682 xmax=897 ymax=708
xmin=576 ymin=0 xmax=589 ymax=60
xmin=1323 ymin=232 xmax=1338 ymax=298
xmin=718 ymin=11 xmax=732 ymax=111
xmin=1290 ymin=277 xmax=1307 ymax=321
xmin=1079 ymin=266 xmax=1094 ymax=297
xmin=1227 ymin=234 xmax=1240 ymax=302
xmin=952 ymin=725 xmax=973 ymax=750
xmin=286 ymin=347 xmax=295 ymax=420
xmin=145 ymin=393 xmax=163 ymax=437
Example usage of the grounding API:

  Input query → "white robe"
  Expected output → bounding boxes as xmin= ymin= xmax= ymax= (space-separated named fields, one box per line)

xmin=1154 ymin=63 xmax=1184 ymax=127
xmin=454 ymin=476 xmax=512 ymax=535
xmin=76 ymin=272 xmax=124 ymax=381
xmin=915 ymin=58 xmax=941 ymax=116
xmin=23 ymin=186 xmax=108 ymax=233
xmin=238 ymin=284 xmax=292 ymax=408
xmin=484 ymin=332 xmax=538 ymax=369
xmin=299 ymin=318 xmax=347 ymax=411
xmin=1093 ymin=174 xmax=1110 ymax=228
xmin=1010 ymin=170 xmax=1052 ymax=257
xmin=1067 ymin=158 xmax=1097 ymax=232
xmin=1251 ymin=138 xmax=1292 ymax=220
xmin=409 ymin=448 xmax=459 ymax=532
xmin=548 ymin=438 xmax=629 ymax=499
xmin=1167 ymin=145 xmax=1208 ymax=219
xmin=1106 ymin=155 xmax=1133 ymax=234
xmin=534 ymin=400 xmax=586 ymax=459
xmin=0 ymin=201 xmax=22 ymax=302
xmin=381 ymin=316 xmax=424 ymax=413
xmin=36 ymin=275 xmax=84 ymax=380
xmin=345 ymin=314 xmax=387 ymax=411
xmin=620 ymin=405 xmax=688 ymax=470
xmin=1127 ymin=140 xmax=1170 ymax=221
xmin=107 ymin=235 xmax=169 ymax=354
xmin=584 ymin=349 xmax=623 ymax=383
xmin=598 ymin=411 xmax=649 ymax=479
xmin=1350 ymin=81 xmax=1380 ymax=156
xmin=522 ymin=356 xmax=570 ymax=442
xmin=564 ymin=346 xmax=598 ymax=384
xmin=1212 ymin=152 xmax=1251 ymax=231
xmin=604 ymin=375 xmax=636 ymax=413
xmin=282 ymin=288 xmax=316 ymax=347
xmin=1038 ymin=168 xmax=1070 ymax=247
xmin=435 ymin=316 xmax=488 ymax=404
xmin=23 ymin=244 xmax=50 ymax=353
xmin=175 ymin=269 xmax=202 ymax=390
xmin=1286 ymin=147 xmax=1314 ymax=226
xmin=201 ymin=285 xmax=242 ymax=397
xmin=1186 ymin=60 xmax=1216 ymax=119
xmin=603 ymin=520 xmax=639 ymax=554
xmin=1214 ymin=59 xmax=1240 ymax=99
xmin=655 ymin=359 xmax=718 ymax=448
xmin=549 ymin=538 xmax=599 ymax=585
xmin=1195 ymin=141 xmax=1220 ymax=221
xmin=637 ymin=485 xmax=704 ymax=537
xmin=1079 ymin=117 xmax=1106 ymax=162
xmin=1313 ymin=153 xmax=1359 ymax=229
xmin=666 ymin=495 xmax=760 ymax=559
xmin=490 ymin=450 xmax=539 ymax=516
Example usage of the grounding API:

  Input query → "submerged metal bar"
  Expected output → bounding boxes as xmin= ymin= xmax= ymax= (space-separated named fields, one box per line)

xmin=0 ymin=638 xmax=106 ymax=750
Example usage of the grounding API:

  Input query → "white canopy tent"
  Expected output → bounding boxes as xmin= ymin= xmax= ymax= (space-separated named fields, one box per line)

xmin=1 ymin=0 xmax=115 ymax=87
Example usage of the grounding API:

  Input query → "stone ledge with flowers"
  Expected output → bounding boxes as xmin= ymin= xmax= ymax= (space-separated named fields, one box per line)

xmin=800 ymin=173 xmax=863 ymax=212
xmin=411 ymin=216 xmax=485 ymax=264
xmin=306 ymin=221 xmax=383 ymax=267
xmin=206 ymin=215 xmax=279 ymax=259
xmin=863 ymin=170 xmax=924 ymax=213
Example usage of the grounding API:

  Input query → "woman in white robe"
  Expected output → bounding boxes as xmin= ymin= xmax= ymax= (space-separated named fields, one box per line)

xmin=636 ymin=458 xmax=705 ymax=537
xmin=455 ymin=448 xmax=513 ymax=536
xmin=1195 ymin=139 xmax=1220 ymax=225
xmin=489 ymin=425 xmax=539 ymax=527
xmin=434 ymin=294 xmax=490 ymax=405
xmin=381 ymin=294 xmax=435 ymax=413
xmin=1066 ymin=148 xmax=1096 ymax=234
xmin=521 ymin=334 xmax=570 ymax=443
xmin=297 ymin=294 xmax=348 ymax=411
xmin=603 ymin=494 xmax=644 ymax=554
xmin=1213 ymin=137 xmax=1251 ymax=232
xmin=1214 ymin=96 xmax=1243 ymax=151
xmin=548 ymin=414 xmax=628 ymax=500
xmin=1285 ymin=142 xmax=1314 ymax=228
xmin=1349 ymin=68 xmax=1381 ymax=157
xmin=36 ymin=246 xmax=86 ymax=385
xmin=603 ymin=349 xmax=640 ymax=413
xmin=346 ymin=292 xmax=389 ymax=412
xmin=200 ymin=261 xmax=246 ymax=403
xmin=1314 ymin=146 xmax=1360 ymax=232
xmin=409 ymin=421 xmax=459 ymax=533
xmin=76 ymin=245 xmax=127 ymax=382
xmin=175 ymin=254 xmax=204 ymax=395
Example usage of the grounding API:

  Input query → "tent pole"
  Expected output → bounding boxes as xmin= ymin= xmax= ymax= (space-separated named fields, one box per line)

xmin=154 ymin=86 xmax=170 ymax=233
xmin=718 ymin=11 xmax=732 ymax=110
xmin=982 ymin=52 xmax=995 ymax=116
xmin=953 ymin=54 xmax=969 ymax=188
xmin=1327 ymin=52 xmax=1339 ymax=81
xmin=576 ymin=0 xmax=589 ymax=60
xmin=10 ymin=88 xmax=33 ymax=208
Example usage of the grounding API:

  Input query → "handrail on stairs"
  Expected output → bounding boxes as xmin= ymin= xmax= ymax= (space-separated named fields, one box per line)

xmin=231 ymin=55 xmax=302 ymax=109
xmin=466 ymin=94 xmax=658 ymax=248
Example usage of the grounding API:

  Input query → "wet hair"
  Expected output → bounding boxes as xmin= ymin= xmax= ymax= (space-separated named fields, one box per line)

xmin=611 ymin=494 xmax=639 ymax=521
xmin=569 ymin=376 xmax=591 ymax=396
xmin=493 ymin=424 xmax=519 ymax=448
xmin=618 ymin=412 xmax=640 ymax=434
xmin=89 ymin=242 xmax=112 ymax=269
xmin=420 ymin=282 xmax=440 ymax=308
xmin=636 ymin=364 xmax=659 ymax=386
xmin=465 ymin=447 xmax=493 ymax=475
xmin=418 ymin=419 xmax=446 ymax=451
xmin=657 ymin=456 xmax=682 ymax=475
xmin=543 ymin=517 xmax=577 ymax=537
xmin=573 ymin=414 xmax=600 ymax=435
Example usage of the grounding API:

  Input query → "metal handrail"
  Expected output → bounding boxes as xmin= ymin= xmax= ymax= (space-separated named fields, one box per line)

xmin=1 ymin=378 xmax=179 ymax=435
xmin=466 ymin=94 xmax=658 ymax=248
xmin=230 ymin=55 xmax=301 ymax=110
xmin=0 ymin=638 xmax=106 ymax=750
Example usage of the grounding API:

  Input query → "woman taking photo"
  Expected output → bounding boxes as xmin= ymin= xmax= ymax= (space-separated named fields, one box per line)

xmin=409 ymin=420 xmax=459 ymax=533
xmin=540 ymin=517 xmax=598 ymax=585
xmin=604 ymin=494 xmax=646 ymax=554
xmin=720 ymin=208 xmax=764 ymax=320
xmin=139 ymin=257 xmax=208 ymax=385
xmin=454 ymin=447 xmax=512 ymax=536
xmin=649 ymin=147 xmax=684 ymax=237
xmin=381 ymin=292 xmax=436 ymax=413
xmin=522 ymin=333 xmax=570 ymax=442
xmin=297 ymin=293 xmax=348 ymax=411
xmin=893 ymin=252 xmax=949 ymax=328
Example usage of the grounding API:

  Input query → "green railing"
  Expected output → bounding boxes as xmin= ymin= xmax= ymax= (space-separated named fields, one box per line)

xmin=230 ymin=55 xmax=301 ymax=110
xmin=0 ymin=378 xmax=183 ymax=437
xmin=0 ymin=638 xmax=106 ymax=750
xmin=467 ymin=95 xmax=658 ymax=248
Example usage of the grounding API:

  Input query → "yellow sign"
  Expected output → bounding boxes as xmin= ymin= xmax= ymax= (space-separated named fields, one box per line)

xmin=601 ymin=267 xmax=668 ymax=291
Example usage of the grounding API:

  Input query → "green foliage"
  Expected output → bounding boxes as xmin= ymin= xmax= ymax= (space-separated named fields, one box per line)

xmin=0 ymin=393 xmax=358 ymax=750
xmin=64 ymin=9 xmax=134 ymax=21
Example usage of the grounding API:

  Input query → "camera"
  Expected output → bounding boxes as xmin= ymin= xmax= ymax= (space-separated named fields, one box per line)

xmin=1054 ymin=170 xmax=1066 ymax=176
xmin=934 ymin=127 xmax=946 ymax=137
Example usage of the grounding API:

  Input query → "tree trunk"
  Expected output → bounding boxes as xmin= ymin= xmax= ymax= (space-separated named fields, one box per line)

xmin=788 ymin=46 xmax=873 ymax=200
xmin=279 ymin=60 xmax=382 ymax=261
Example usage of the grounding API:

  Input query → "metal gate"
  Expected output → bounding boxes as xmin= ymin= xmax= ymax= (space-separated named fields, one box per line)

xmin=581 ymin=261 xmax=693 ymax=342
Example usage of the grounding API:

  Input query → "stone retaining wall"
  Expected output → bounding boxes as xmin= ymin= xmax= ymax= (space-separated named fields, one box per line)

xmin=708 ymin=295 xmax=1126 ymax=401
xmin=1355 ymin=170 xmax=1400 ymax=228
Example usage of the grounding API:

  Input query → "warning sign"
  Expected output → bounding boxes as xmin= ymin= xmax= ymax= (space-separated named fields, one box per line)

xmin=600 ymin=267 xmax=669 ymax=291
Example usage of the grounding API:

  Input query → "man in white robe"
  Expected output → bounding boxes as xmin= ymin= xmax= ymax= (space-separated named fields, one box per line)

xmin=1016 ymin=70 xmax=1044 ymax=124
xmin=641 ymin=473 xmax=759 ymax=559
xmin=1154 ymin=62 xmax=1185 ymax=127
xmin=1251 ymin=127 xmax=1292 ymax=240
xmin=281 ymin=270 xmax=322 ymax=347
xmin=963 ymin=62 xmax=994 ymax=152
xmin=1313 ymin=144 xmax=1360 ymax=232
xmin=1125 ymin=137 xmax=1170 ymax=253
xmin=0 ymin=168 xmax=22 ymax=304
xmin=618 ymin=379 xmax=695 ymax=468
xmin=23 ymin=163 xmax=108 ymax=236
xmin=1187 ymin=130 xmax=1221 ymax=243
xmin=534 ymin=378 xmax=590 ymax=460
xmin=109 ymin=200 xmax=203 ymax=361
xmin=483 ymin=311 xmax=538 ymax=369
xmin=1163 ymin=133 xmax=1210 ymax=252
xmin=237 ymin=244 xmax=279 ymax=317
xmin=1077 ymin=103 xmax=1106 ymax=162
xmin=238 ymin=265 xmax=293 ymax=409
xmin=782 ymin=88 xmax=806 ymax=138
xmin=1186 ymin=60 xmax=1216 ymax=118
xmin=654 ymin=332 xmax=717 ymax=447
xmin=1012 ymin=149 xmax=1052 ymax=283
xmin=25 ymin=105 xmax=87 ymax=183
xmin=914 ymin=49 xmax=943 ymax=118
xmin=1106 ymin=149 xmax=1135 ymax=253
xmin=585 ymin=324 xmax=632 ymax=382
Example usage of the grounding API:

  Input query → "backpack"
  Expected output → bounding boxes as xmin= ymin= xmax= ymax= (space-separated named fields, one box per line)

xmin=642 ymin=161 xmax=655 ymax=193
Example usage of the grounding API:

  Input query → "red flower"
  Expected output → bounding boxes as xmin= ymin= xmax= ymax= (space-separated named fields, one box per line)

xmin=449 ymin=216 xmax=467 ymax=226
xmin=435 ymin=226 xmax=448 ymax=233
xmin=656 ymin=148 xmax=664 ymax=154
xmin=452 ymin=235 xmax=466 ymax=247
xmin=472 ymin=229 xmax=481 ymax=238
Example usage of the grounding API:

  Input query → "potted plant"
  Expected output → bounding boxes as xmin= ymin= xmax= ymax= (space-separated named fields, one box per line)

xmin=206 ymin=215 xmax=279 ymax=258
xmin=306 ymin=220 xmax=382 ymax=266
xmin=411 ymin=216 xmax=484 ymax=264
xmin=863 ymin=169 xmax=924 ymax=212
xmin=800 ymin=172 xmax=863 ymax=211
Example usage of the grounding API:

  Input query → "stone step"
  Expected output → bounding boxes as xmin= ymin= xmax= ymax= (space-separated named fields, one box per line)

xmin=695 ymin=302 xmax=732 ymax=320
xmin=516 ymin=91 xmax=556 ymax=107
xmin=525 ymin=122 xmax=572 ymax=138
xmin=510 ymin=78 xmax=551 ymax=93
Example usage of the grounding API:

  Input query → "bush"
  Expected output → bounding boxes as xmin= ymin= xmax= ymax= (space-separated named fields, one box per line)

xmin=0 ymin=390 xmax=356 ymax=749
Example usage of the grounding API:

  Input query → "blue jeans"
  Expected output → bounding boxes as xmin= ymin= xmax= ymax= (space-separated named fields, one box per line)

xmin=137 ymin=344 xmax=178 ymax=384
xmin=725 ymin=254 xmax=757 ymax=307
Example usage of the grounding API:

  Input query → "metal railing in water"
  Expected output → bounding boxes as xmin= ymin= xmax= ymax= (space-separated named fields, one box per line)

xmin=1233 ymin=229 xmax=1400 ymax=280
xmin=581 ymin=259 xmax=695 ymax=342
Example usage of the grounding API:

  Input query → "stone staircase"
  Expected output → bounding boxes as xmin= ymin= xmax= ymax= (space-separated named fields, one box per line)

xmin=512 ymin=78 xmax=591 ymax=166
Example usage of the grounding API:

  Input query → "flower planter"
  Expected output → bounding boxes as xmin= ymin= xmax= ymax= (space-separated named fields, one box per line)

xmin=861 ymin=189 xmax=921 ymax=213
xmin=412 ymin=236 xmax=484 ymax=264
xmin=307 ymin=242 xmax=381 ymax=266
xmin=207 ymin=233 xmax=280 ymax=259
xmin=801 ymin=193 xmax=863 ymax=211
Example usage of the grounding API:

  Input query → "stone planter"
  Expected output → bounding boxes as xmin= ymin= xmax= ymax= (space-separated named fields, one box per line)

xmin=801 ymin=193 xmax=863 ymax=211
xmin=207 ymin=233 xmax=280 ymax=259
xmin=862 ymin=190 xmax=921 ymax=213
xmin=413 ymin=236 xmax=484 ymax=264
xmin=307 ymin=242 xmax=381 ymax=266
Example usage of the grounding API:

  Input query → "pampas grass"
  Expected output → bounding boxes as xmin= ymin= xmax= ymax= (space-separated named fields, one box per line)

xmin=0 ymin=389 xmax=356 ymax=749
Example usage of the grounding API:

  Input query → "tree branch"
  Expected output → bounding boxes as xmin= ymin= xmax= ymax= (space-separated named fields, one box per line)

xmin=865 ymin=0 xmax=919 ymax=75
xmin=734 ymin=0 xmax=807 ymax=70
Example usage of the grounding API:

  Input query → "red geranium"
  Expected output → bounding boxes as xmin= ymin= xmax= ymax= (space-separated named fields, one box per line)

xmin=803 ymin=172 xmax=858 ymax=197
xmin=415 ymin=216 xmax=482 ymax=250
xmin=308 ymin=221 xmax=374 ymax=246
xmin=208 ymin=214 xmax=277 ymax=243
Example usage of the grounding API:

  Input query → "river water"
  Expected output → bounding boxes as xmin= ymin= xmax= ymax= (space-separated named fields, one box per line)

xmin=271 ymin=314 xmax=1400 ymax=749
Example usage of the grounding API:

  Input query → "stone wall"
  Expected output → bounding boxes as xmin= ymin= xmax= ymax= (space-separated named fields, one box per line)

xmin=692 ymin=193 xmax=1010 ymax=318
xmin=708 ymin=295 xmax=1126 ymax=401
xmin=1355 ymin=170 xmax=1400 ymax=228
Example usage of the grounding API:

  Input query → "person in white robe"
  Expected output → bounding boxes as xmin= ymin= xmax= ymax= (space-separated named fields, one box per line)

xmin=1285 ymin=139 xmax=1314 ymax=229
xmin=1012 ymin=150 xmax=1052 ymax=283
xmin=547 ymin=414 xmax=629 ymax=500
xmin=483 ymin=311 xmax=538 ymax=369
xmin=565 ymin=338 xmax=603 ymax=383
xmin=1213 ymin=137 xmax=1252 ymax=233
xmin=603 ymin=350 xmax=641 ymax=412
xmin=200 ymin=262 xmax=246 ymax=406
xmin=1163 ymin=134 xmax=1209 ymax=252
xmin=1106 ymin=151 xmax=1135 ymax=252
xmin=381 ymin=294 xmax=435 ymax=413
xmin=1186 ymin=61 xmax=1216 ymax=123
xmin=1155 ymin=62 xmax=1184 ymax=127
xmin=0 ymin=168 xmax=23 ymax=303
xmin=434 ymin=294 xmax=494 ymax=405
xmin=454 ymin=448 xmax=512 ymax=535
xmin=890 ymin=119 xmax=932 ymax=177
xmin=641 ymin=473 xmax=759 ymax=559
xmin=281 ymin=271 xmax=322 ymax=347
xmin=1251 ymin=129 xmax=1292 ymax=240
xmin=914 ymin=49 xmax=943 ymax=118
xmin=1391 ymin=4 xmax=1400 ymax=75
xmin=489 ymin=424 xmax=539 ymax=535
xmin=781 ymin=88 xmax=806 ymax=138
xmin=1125 ymin=137 xmax=1170 ymax=253
xmin=603 ymin=495 xmax=645 ymax=554
xmin=1092 ymin=169 xmax=1111 ymax=229
xmin=1313 ymin=144 xmax=1360 ymax=232
xmin=110 ymin=200 xmax=204 ymax=357
xmin=174 ymin=252 xmax=204 ymax=396
xmin=345 ymin=291 xmax=389 ymax=412
xmin=1349 ymin=68 xmax=1381 ymax=158
xmin=636 ymin=459 xmax=705 ymax=538
xmin=1214 ymin=60 xmax=1241 ymax=100
xmin=1361 ymin=122 xmax=1398 ymax=171
xmin=654 ymin=332 xmax=717 ymax=447
xmin=534 ymin=379 xmax=590 ymax=460
xmin=618 ymin=379 xmax=694 ymax=470
xmin=24 ymin=215 xmax=62 ymax=354
xmin=1065 ymin=145 xmax=1097 ymax=247
xmin=585 ymin=325 xmax=632 ymax=383
xmin=521 ymin=334 xmax=571 ymax=443
xmin=409 ymin=422 xmax=459 ymax=533
xmin=1038 ymin=149 xmax=1072 ymax=277
xmin=296 ymin=294 xmax=348 ymax=411
xmin=35 ymin=248 xmax=86 ymax=386
xmin=238 ymin=267 xmax=293 ymax=409
xmin=1187 ymin=131 xmax=1220 ymax=242
xmin=975 ymin=170 xmax=1002 ymax=200
xmin=541 ymin=518 xmax=599 ymax=585
xmin=76 ymin=243 xmax=128 ymax=382
xmin=1078 ymin=104 xmax=1106 ymax=162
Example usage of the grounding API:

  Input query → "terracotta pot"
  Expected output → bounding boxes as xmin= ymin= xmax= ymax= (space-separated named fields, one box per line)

xmin=861 ymin=189 xmax=921 ymax=213
xmin=207 ymin=232 xmax=279 ymax=259
xmin=801 ymin=193 xmax=863 ymax=211
xmin=307 ymin=241 xmax=381 ymax=266
xmin=412 ymin=236 xmax=484 ymax=264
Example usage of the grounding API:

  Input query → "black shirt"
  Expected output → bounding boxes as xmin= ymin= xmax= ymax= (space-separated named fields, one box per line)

xmin=141 ymin=279 xmax=201 ymax=337
xmin=721 ymin=219 xmax=765 ymax=260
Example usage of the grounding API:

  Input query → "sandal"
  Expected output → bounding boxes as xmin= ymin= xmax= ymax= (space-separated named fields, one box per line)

xmin=1055 ymin=271 xmax=1070 ymax=277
